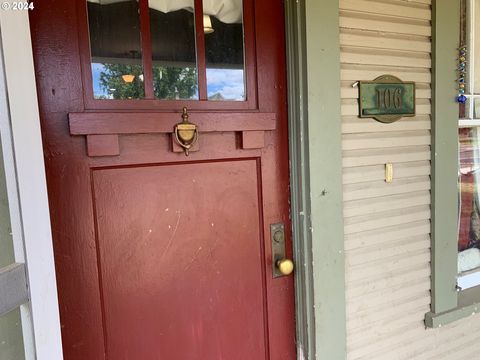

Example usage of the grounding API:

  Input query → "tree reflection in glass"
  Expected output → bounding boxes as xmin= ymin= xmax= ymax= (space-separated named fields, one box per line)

xmin=149 ymin=1 xmax=199 ymax=100
xmin=87 ymin=0 xmax=246 ymax=102
xmin=88 ymin=0 xmax=145 ymax=99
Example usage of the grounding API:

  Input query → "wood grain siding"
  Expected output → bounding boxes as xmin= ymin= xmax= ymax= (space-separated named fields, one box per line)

xmin=340 ymin=1 xmax=480 ymax=359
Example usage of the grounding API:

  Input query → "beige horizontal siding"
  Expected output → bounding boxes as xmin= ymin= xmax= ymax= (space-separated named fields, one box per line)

xmin=343 ymin=177 xmax=431 ymax=202
xmin=346 ymin=262 xmax=431 ymax=296
xmin=342 ymin=115 xmax=431 ymax=133
xmin=343 ymin=161 xmax=431 ymax=184
xmin=344 ymin=191 xmax=431 ymax=217
xmin=344 ymin=220 xmax=431 ymax=250
xmin=339 ymin=11 xmax=431 ymax=36
xmin=340 ymin=1 xmax=480 ymax=359
xmin=339 ymin=0 xmax=431 ymax=19
xmin=342 ymin=131 xmax=431 ymax=150
xmin=341 ymin=47 xmax=432 ymax=68
xmin=343 ymin=146 xmax=431 ymax=167
xmin=342 ymin=64 xmax=432 ymax=83
xmin=340 ymin=30 xmax=432 ymax=52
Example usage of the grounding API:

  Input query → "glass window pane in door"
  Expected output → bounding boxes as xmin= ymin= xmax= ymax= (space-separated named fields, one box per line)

xmin=87 ymin=0 xmax=145 ymax=100
xmin=149 ymin=0 xmax=198 ymax=100
xmin=203 ymin=0 xmax=246 ymax=101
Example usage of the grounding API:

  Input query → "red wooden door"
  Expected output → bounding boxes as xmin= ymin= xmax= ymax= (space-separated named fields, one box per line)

xmin=30 ymin=1 xmax=296 ymax=359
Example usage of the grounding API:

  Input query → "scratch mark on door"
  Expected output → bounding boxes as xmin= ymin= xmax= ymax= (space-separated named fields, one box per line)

xmin=162 ymin=212 xmax=181 ymax=257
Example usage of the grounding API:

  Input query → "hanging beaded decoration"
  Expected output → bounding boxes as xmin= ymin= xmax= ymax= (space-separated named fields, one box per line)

xmin=457 ymin=45 xmax=468 ymax=104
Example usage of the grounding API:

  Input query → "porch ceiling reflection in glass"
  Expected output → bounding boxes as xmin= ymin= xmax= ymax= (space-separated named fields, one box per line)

xmin=88 ymin=0 xmax=145 ymax=99
xmin=87 ymin=0 xmax=246 ymax=101
xmin=148 ymin=0 xmax=198 ymax=100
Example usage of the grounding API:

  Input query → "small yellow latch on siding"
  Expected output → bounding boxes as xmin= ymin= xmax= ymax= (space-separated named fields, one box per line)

xmin=385 ymin=163 xmax=393 ymax=183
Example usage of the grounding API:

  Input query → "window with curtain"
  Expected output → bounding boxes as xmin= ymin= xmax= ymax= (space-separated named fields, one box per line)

xmin=458 ymin=0 xmax=480 ymax=289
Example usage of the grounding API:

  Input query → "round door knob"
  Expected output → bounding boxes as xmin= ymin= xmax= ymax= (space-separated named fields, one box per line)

xmin=276 ymin=259 xmax=294 ymax=276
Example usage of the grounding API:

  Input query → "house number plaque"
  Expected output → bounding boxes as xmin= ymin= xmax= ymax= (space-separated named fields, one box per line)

xmin=358 ymin=75 xmax=415 ymax=123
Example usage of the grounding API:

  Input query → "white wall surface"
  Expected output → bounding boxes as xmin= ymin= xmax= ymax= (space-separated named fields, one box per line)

xmin=0 ymin=9 xmax=63 ymax=360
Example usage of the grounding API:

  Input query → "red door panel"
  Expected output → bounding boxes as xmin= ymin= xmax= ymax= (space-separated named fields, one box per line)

xmin=29 ymin=0 xmax=296 ymax=359
xmin=93 ymin=160 xmax=268 ymax=359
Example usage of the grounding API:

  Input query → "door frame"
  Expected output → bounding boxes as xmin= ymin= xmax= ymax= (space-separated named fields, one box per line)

xmin=285 ymin=1 xmax=347 ymax=359
xmin=284 ymin=1 xmax=315 ymax=358
xmin=0 ymin=10 xmax=63 ymax=360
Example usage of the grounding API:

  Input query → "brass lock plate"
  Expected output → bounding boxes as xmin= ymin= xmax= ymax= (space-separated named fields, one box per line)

xmin=271 ymin=223 xmax=286 ymax=278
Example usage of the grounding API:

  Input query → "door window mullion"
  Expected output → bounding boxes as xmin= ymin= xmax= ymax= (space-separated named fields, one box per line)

xmin=139 ymin=0 xmax=155 ymax=99
xmin=194 ymin=0 xmax=208 ymax=100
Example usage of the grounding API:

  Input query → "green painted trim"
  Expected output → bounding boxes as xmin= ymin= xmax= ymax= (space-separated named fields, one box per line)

xmin=426 ymin=285 xmax=480 ymax=328
xmin=285 ymin=0 xmax=316 ymax=359
xmin=304 ymin=0 xmax=346 ymax=358
xmin=425 ymin=302 xmax=480 ymax=328
xmin=430 ymin=0 xmax=460 ymax=315
xmin=0 ymin=131 xmax=25 ymax=359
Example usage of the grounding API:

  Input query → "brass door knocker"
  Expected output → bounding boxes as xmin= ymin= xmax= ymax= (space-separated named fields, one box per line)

xmin=174 ymin=107 xmax=198 ymax=156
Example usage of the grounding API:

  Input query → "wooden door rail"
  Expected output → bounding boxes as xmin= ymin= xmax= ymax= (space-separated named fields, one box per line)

xmin=69 ymin=112 xmax=276 ymax=135
xmin=69 ymin=112 xmax=276 ymax=156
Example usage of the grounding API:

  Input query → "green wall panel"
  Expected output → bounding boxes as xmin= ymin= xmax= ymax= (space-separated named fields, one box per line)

xmin=0 ymin=134 xmax=25 ymax=360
